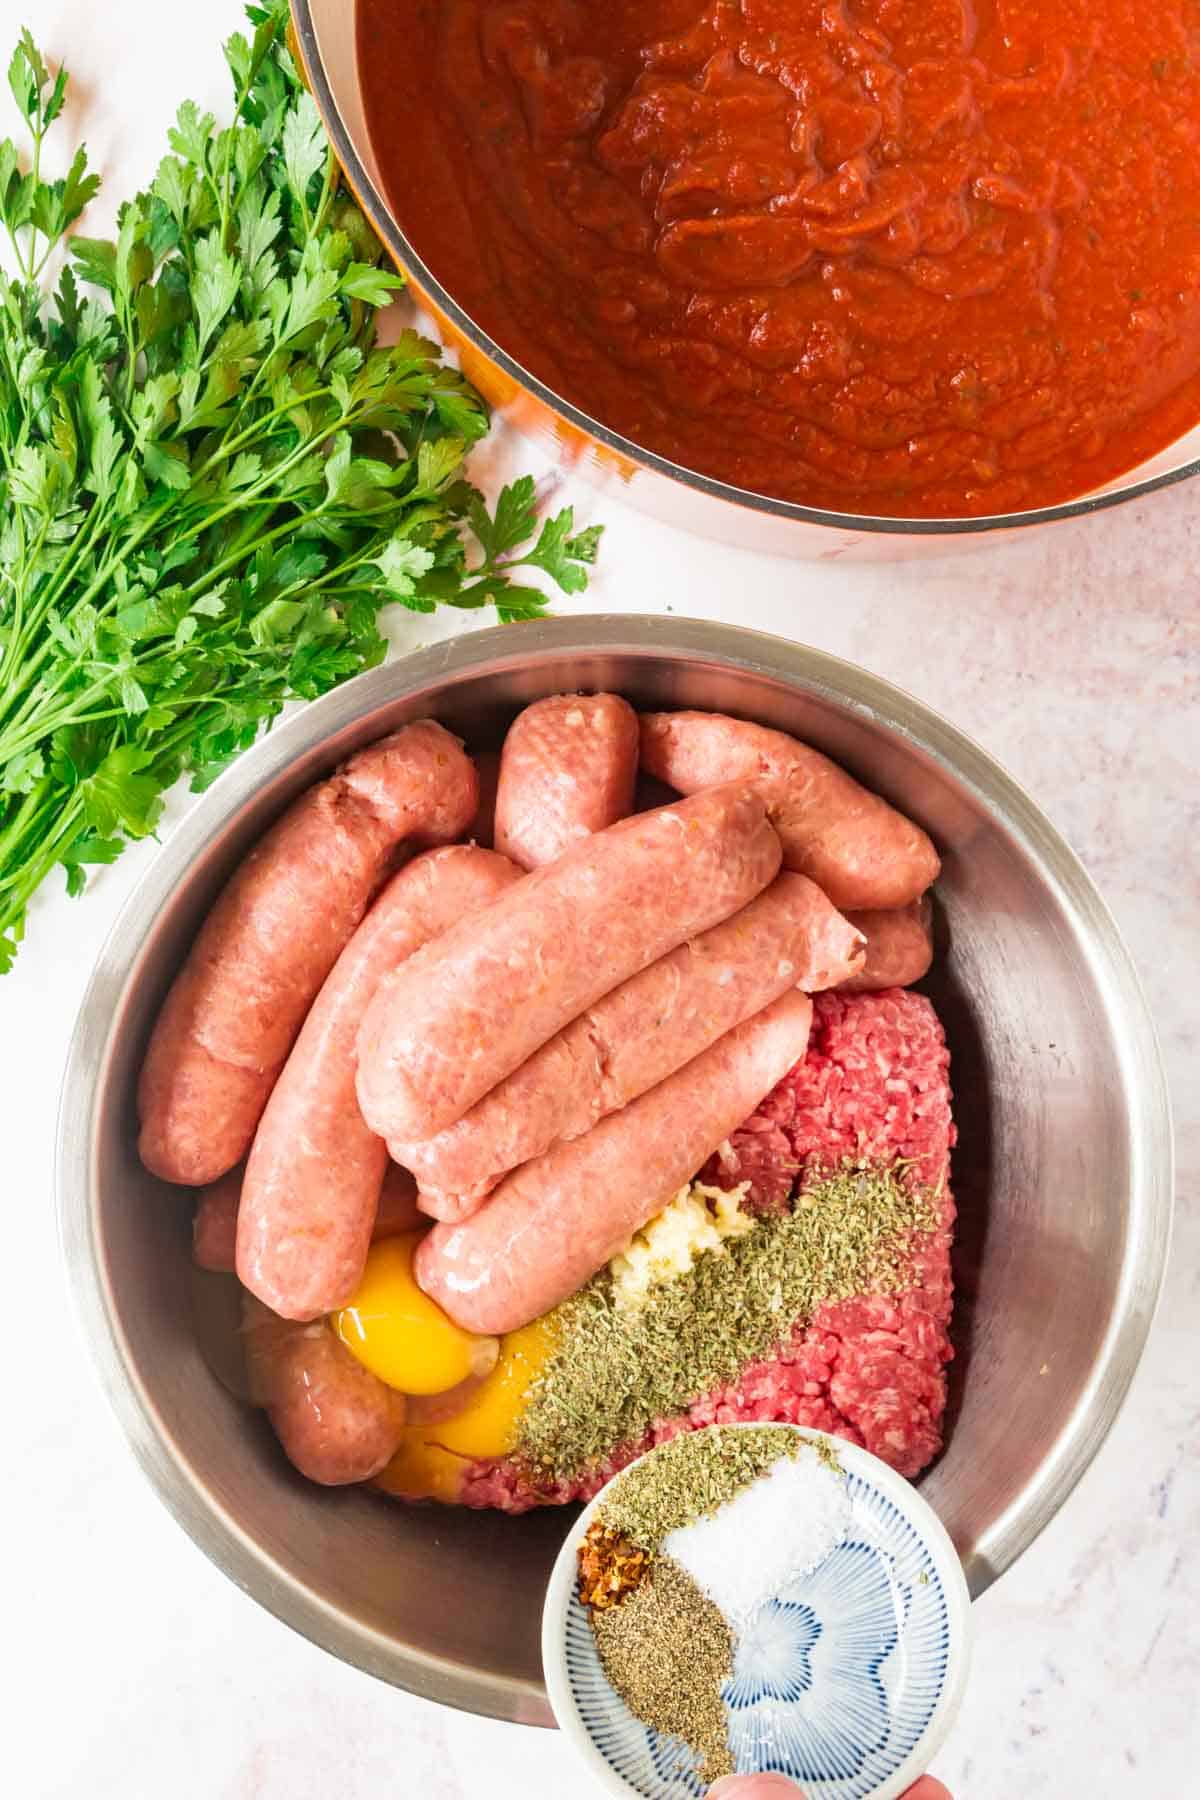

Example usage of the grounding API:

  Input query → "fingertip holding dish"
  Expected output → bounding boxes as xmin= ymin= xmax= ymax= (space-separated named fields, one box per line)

xmin=542 ymin=1424 xmax=971 ymax=1800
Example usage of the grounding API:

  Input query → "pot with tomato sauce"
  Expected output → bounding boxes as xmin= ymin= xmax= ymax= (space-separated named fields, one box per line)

xmin=297 ymin=0 xmax=1200 ymax=546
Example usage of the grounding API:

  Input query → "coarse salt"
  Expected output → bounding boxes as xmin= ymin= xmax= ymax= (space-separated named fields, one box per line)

xmin=662 ymin=1448 xmax=850 ymax=1623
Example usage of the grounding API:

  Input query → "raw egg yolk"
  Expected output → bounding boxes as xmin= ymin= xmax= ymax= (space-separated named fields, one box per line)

xmin=374 ymin=1317 xmax=557 ymax=1504
xmin=332 ymin=1233 xmax=487 ymax=1396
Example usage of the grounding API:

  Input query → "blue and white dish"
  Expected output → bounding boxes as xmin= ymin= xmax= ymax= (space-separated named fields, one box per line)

xmin=543 ymin=1425 xmax=971 ymax=1800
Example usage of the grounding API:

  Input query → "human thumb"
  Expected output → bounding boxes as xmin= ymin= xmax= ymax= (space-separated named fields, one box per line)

xmin=707 ymin=1780 xmax=951 ymax=1800
xmin=707 ymin=1779 xmax=806 ymax=1798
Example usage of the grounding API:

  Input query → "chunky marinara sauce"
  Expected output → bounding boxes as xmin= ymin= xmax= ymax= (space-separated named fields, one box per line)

xmin=358 ymin=1 xmax=1200 ymax=517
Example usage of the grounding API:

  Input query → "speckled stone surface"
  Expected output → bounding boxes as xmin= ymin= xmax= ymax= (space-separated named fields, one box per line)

xmin=7 ymin=3 xmax=1198 ymax=1794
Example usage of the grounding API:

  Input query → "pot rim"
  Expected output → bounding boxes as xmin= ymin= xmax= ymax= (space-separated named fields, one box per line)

xmin=291 ymin=0 xmax=1200 ymax=539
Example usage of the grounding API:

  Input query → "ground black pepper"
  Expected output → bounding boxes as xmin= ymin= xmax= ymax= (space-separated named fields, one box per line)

xmin=591 ymin=1555 xmax=735 ymax=1781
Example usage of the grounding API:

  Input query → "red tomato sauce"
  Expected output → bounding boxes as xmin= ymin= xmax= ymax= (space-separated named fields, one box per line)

xmin=358 ymin=1 xmax=1200 ymax=517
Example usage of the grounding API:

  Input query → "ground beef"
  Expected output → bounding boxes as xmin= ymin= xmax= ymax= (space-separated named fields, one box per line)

xmin=459 ymin=989 xmax=956 ymax=1511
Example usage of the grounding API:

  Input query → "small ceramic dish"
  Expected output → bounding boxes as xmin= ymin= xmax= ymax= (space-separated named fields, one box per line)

xmin=542 ymin=1425 xmax=971 ymax=1800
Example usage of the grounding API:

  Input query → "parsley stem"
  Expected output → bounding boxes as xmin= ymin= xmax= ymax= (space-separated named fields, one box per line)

xmin=0 ymin=776 xmax=53 ymax=878
xmin=24 ymin=104 xmax=44 ymax=282
xmin=22 ymin=484 xmax=113 ymax=633
xmin=194 ymin=383 xmax=338 ymax=464
xmin=0 ymin=490 xmax=180 ymax=739
xmin=3 ymin=224 xmax=26 ymax=281
xmin=0 ymin=789 xmax=81 ymax=913
xmin=312 ymin=147 xmax=337 ymax=238
xmin=0 ymin=695 xmax=129 ymax=768
xmin=0 ymin=4 xmax=599 ymax=972
xmin=1 ymin=418 xmax=327 ymax=734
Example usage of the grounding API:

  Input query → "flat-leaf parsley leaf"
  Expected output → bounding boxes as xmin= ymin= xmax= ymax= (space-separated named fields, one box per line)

xmin=0 ymin=1 xmax=601 ymax=971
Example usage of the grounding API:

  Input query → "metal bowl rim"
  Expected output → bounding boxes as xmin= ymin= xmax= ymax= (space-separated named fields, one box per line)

xmin=292 ymin=0 xmax=1200 ymax=538
xmin=56 ymin=614 xmax=1174 ymax=1721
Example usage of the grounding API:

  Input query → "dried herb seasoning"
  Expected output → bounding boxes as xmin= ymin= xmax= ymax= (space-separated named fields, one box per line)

xmin=812 ymin=1433 xmax=846 ymax=1477
xmin=517 ymin=1159 xmax=938 ymax=1483
xmin=597 ymin=1424 xmax=802 ymax=1552
xmin=591 ymin=1555 xmax=734 ymax=1781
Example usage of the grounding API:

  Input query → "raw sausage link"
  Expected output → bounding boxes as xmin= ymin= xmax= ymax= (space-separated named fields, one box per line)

xmin=243 ymin=1298 xmax=405 ymax=1486
xmin=237 ymin=846 xmax=523 ymax=1320
xmin=402 ymin=873 xmax=863 ymax=1222
xmin=357 ymin=783 xmax=782 ymax=1144
xmin=842 ymin=895 xmax=934 ymax=992
xmin=137 ymin=720 xmax=478 ymax=1186
xmin=192 ymin=1160 xmax=423 ymax=1277
xmin=639 ymin=711 xmax=939 ymax=910
xmin=414 ymin=988 xmax=814 ymax=1335
xmin=494 ymin=693 xmax=639 ymax=869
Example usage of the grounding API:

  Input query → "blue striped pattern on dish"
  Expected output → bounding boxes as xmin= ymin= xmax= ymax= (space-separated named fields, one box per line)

xmin=563 ymin=1468 xmax=951 ymax=1799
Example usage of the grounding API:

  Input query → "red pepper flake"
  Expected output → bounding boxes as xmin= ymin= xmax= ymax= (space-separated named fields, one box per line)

xmin=577 ymin=1521 xmax=650 ymax=1610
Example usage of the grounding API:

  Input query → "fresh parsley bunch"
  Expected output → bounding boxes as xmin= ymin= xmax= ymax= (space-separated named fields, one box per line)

xmin=0 ymin=2 xmax=600 ymax=972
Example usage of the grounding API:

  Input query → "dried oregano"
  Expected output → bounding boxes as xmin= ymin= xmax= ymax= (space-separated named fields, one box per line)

xmin=516 ymin=1160 xmax=939 ymax=1483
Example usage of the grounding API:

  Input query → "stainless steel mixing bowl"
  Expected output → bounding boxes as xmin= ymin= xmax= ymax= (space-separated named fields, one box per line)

xmin=58 ymin=617 xmax=1172 ymax=1724
xmin=291 ymin=0 xmax=1200 ymax=560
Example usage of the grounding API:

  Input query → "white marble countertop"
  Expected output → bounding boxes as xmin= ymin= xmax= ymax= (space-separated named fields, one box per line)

xmin=6 ymin=2 xmax=1197 ymax=1794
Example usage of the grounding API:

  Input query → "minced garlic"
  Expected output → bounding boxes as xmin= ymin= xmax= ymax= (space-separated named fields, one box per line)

xmin=608 ymin=1180 xmax=754 ymax=1310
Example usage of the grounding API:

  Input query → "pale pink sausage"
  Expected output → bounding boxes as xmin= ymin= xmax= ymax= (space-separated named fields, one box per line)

xmin=191 ymin=1160 xmax=423 ymax=1277
xmin=237 ymin=846 xmax=522 ymax=1320
xmin=402 ymin=874 xmax=863 ymax=1222
xmin=138 ymin=721 xmax=478 ymax=1187
xmin=242 ymin=1299 xmax=405 ymax=1486
xmin=639 ymin=712 xmax=939 ymax=911
xmin=141 ymin=1031 xmax=275 ymax=1193
xmin=494 ymin=693 xmax=639 ymax=869
xmin=842 ymin=895 xmax=935 ymax=992
xmin=414 ymin=989 xmax=814 ymax=1335
xmin=357 ymin=783 xmax=782 ymax=1144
